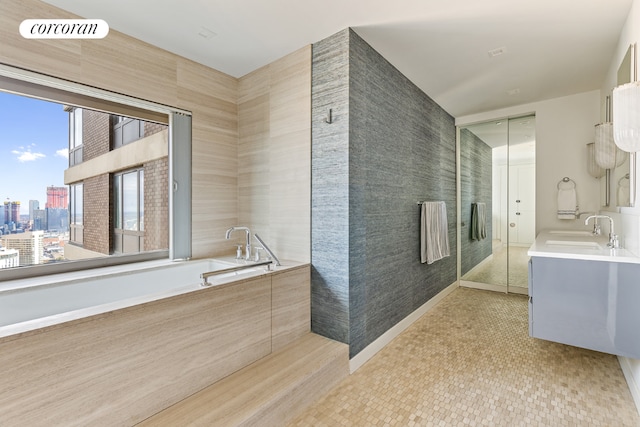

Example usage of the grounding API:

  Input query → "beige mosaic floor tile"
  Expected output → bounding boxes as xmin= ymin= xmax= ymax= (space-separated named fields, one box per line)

xmin=462 ymin=242 xmax=530 ymax=289
xmin=289 ymin=288 xmax=640 ymax=426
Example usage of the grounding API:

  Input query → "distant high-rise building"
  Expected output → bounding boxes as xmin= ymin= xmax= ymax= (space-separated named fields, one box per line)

xmin=33 ymin=209 xmax=47 ymax=231
xmin=12 ymin=202 xmax=20 ymax=224
xmin=1 ymin=231 xmax=43 ymax=266
xmin=0 ymin=247 xmax=19 ymax=269
xmin=29 ymin=200 xmax=39 ymax=221
xmin=3 ymin=201 xmax=20 ymax=225
xmin=46 ymin=186 xmax=68 ymax=209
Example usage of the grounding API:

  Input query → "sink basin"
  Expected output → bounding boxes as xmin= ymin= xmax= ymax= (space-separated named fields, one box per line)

xmin=545 ymin=240 xmax=601 ymax=249
xmin=548 ymin=230 xmax=594 ymax=237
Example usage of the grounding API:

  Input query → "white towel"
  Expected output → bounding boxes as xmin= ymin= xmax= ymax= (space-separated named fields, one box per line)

xmin=421 ymin=201 xmax=450 ymax=264
xmin=557 ymin=188 xmax=577 ymax=219
xmin=618 ymin=177 xmax=630 ymax=207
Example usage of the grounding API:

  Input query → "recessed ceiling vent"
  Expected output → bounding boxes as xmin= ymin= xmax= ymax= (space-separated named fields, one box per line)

xmin=487 ymin=47 xmax=507 ymax=58
xmin=198 ymin=27 xmax=217 ymax=39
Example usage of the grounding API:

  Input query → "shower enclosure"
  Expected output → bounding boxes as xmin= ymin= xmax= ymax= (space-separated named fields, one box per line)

xmin=458 ymin=115 xmax=536 ymax=294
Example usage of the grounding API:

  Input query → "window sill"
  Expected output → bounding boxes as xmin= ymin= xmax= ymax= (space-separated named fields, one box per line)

xmin=0 ymin=250 xmax=168 ymax=283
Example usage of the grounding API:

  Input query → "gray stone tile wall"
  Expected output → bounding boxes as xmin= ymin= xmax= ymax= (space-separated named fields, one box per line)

xmin=312 ymin=28 xmax=457 ymax=358
xmin=460 ymin=129 xmax=493 ymax=276
xmin=311 ymin=29 xmax=351 ymax=344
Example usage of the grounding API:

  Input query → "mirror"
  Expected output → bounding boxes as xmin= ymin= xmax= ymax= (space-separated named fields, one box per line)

xmin=459 ymin=115 xmax=536 ymax=294
xmin=612 ymin=43 xmax=637 ymax=207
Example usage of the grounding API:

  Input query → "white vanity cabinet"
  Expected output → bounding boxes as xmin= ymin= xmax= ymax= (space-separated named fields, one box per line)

xmin=528 ymin=231 xmax=640 ymax=358
xmin=529 ymin=256 xmax=640 ymax=358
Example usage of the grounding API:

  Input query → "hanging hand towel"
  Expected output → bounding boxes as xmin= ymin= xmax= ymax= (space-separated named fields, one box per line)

xmin=421 ymin=201 xmax=450 ymax=264
xmin=617 ymin=176 xmax=630 ymax=207
xmin=471 ymin=202 xmax=487 ymax=240
xmin=557 ymin=188 xmax=577 ymax=219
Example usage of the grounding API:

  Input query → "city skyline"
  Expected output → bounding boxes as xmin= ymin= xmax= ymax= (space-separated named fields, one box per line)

xmin=0 ymin=91 xmax=69 ymax=214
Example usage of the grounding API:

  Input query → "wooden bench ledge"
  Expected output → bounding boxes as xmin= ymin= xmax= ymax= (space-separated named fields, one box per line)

xmin=138 ymin=333 xmax=349 ymax=426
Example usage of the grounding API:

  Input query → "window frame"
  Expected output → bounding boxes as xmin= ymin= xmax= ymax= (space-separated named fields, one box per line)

xmin=0 ymin=64 xmax=192 ymax=281
xmin=69 ymin=182 xmax=84 ymax=246
xmin=68 ymin=107 xmax=83 ymax=166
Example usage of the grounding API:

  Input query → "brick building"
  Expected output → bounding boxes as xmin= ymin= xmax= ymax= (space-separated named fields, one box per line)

xmin=64 ymin=107 xmax=168 ymax=260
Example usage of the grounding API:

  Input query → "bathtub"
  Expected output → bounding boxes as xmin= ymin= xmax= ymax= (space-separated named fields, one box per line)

xmin=0 ymin=256 xmax=310 ymax=426
xmin=0 ymin=257 xmax=272 ymax=338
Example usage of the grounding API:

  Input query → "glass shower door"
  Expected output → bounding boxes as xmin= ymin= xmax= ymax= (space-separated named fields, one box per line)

xmin=505 ymin=115 xmax=536 ymax=294
xmin=459 ymin=115 xmax=535 ymax=294
xmin=460 ymin=120 xmax=508 ymax=290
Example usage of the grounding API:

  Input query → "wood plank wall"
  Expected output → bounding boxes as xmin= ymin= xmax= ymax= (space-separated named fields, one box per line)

xmin=238 ymin=47 xmax=311 ymax=262
xmin=0 ymin=0 xmax=310 ymax=260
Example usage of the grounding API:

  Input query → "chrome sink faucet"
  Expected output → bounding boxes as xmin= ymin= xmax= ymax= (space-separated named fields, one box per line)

xmin=225 ymin=226 xmax=251 ymax=260
xmin=584 ymin=215 xmax=619 ymax=248
xmin=578 ymin=212 xmax=600 ymax=235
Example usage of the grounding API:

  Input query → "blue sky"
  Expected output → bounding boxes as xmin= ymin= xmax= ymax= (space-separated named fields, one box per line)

xmin=0 ymin=91 xmax=69 ymax=214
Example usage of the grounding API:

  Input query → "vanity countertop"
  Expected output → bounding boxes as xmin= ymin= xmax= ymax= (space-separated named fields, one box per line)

xmin=528 ymin=230 xmax=640 ymax=264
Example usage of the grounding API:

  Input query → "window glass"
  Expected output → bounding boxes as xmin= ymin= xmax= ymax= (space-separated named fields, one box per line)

xmin=139 ymin=170 xmax=144 ymax=232
xmin=69 ymin=187 xmax=75 ymax=224
xmin=114 ymin=174 xmax=121 ymax=229
xmin=122 ymin=171 xmax=138 ymax=231
xmin=74 ymin=183 xmax=83 ymax=225
xmin=69 ymin=183 xmax=83 ymax=245
xmin=0 ymin=85 xmax=176 ymax=275
xmin=114 ymin=168 xmax=145 ymax=254
xmin=72 ymin=108 xmax=82 ymax=149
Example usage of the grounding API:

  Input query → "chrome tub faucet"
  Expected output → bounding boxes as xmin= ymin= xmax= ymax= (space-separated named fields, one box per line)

xmin=225 ymin=226 xmax=252 ymax=260
xmin=254 ymin=233 xmax=281 ymax=266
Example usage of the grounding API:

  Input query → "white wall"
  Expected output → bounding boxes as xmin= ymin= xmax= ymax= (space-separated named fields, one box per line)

xmin=457 ymin=90 xmax=601 ymax=235
xmin=602 ymin=0 xmax=640 ymax=414
xmin=603 ymin=0 xmax=640 ymax=240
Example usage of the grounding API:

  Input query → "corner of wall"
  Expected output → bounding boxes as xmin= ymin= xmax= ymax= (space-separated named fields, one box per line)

xmin=619 ymin=356 xmax=640 ymax=415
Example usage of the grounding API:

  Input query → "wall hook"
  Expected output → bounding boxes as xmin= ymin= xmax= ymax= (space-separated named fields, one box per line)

xmin=325 ymin=108 xmax=333 ymax=124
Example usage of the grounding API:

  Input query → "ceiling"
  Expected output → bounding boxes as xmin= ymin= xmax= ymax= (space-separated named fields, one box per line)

xmin=463 ymin=116 xmax=536 ymax=163
xmin=464 ymin=116 xmax=535 ymax=148
xmin=42 ymin=0 xmax=633 ymax=117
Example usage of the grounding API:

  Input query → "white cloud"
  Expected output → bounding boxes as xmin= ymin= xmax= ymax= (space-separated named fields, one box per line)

xmin=12 ymin=149 xmax=46 ymax=162
xmin=56 ymin=148 xmax=69 ymax=159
